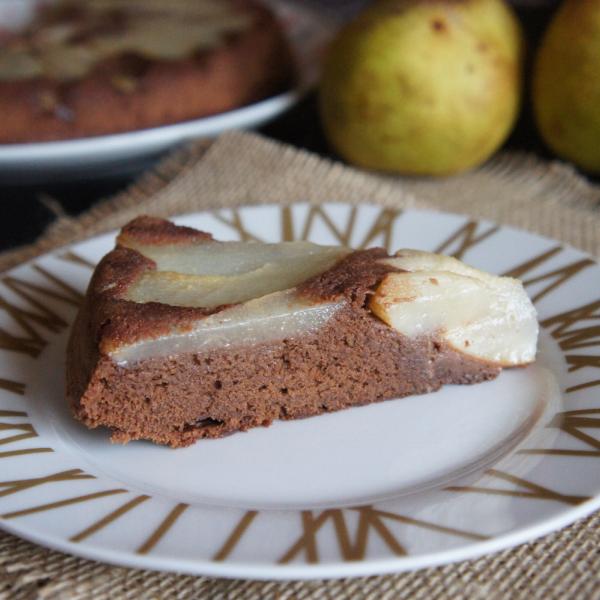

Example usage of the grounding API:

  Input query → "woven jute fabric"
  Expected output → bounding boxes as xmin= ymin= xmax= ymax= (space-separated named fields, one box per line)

xmin=1 ymin=132 xmax=599 ymax=600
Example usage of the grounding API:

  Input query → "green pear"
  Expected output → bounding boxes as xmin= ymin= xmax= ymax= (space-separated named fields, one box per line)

xmin=319 ymin=0 xmax=523 ymax=176
xmin=533 ymin=0 xmax=600 ymax=173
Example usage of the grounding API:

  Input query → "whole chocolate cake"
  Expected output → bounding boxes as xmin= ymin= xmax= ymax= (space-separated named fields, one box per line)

xmin=0 ymin=0 xmax=294 ymax=142
xmin=66 ymin=216 xmax=538 ymax=447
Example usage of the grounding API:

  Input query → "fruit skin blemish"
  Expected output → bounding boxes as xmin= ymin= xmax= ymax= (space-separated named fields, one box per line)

xmin=319 ymin=0 xmax=523 ymax=176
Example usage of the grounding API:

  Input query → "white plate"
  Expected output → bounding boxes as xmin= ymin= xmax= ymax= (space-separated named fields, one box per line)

xmin=0 ymin=1 xmax=334 ymax=181
xmin=0 ymin=202 xmax=599 ymax=580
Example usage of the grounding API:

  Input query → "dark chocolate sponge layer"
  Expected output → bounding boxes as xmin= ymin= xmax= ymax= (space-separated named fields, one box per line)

xmin=66 ymin=219 xmax=500 ymax=448
xmin=69 ymin=303 xmax=498 ymax=448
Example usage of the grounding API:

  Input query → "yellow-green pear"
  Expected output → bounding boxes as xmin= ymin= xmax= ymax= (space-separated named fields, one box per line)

xmin=533 ymin=0 xmax=600 ymax=173
xmin=319 ymin=0 xmax=524 ymax=176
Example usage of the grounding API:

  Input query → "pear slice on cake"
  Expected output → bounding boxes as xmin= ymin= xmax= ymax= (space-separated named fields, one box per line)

xmin=370 ymin=249 xmax=538 ymax=366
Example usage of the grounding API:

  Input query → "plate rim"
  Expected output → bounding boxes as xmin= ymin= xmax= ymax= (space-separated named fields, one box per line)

xmin=0 ymin=0 xmax=332 ymax=175
xmin=0 ymin=202 xmax=599 ymax=580
xmin=0 ymin=494 xmax=598 ymax=580
xmin=0 ymin=89 xmax=302 ymax=162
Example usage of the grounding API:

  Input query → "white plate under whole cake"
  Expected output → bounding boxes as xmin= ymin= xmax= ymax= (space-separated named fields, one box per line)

xmin=0 ymin=202 xmax=599 ymax=579
xmin=0 ymin=0 xmax=334 ymax=182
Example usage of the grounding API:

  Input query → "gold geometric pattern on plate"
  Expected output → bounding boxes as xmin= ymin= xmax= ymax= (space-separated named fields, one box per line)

xmin=0 ymin=410 xmax=52 ymax=458
xmin=0 ymin=379 xmax=25 ymax=396
xmin=521 ymin=409 xmax=600 ymax=458
xmin=0 ymin=204 xmax=598 ymax=570
xmin=503 ymin=246 xmax=595 ymax=303
xmin=213 ymin=511 xmax=259 ymax=561
xmin=434 ymin=220 xmax=499 ymax=260
xmin=136 ymin=503 xmax=189 ymax=555
xmin=212 ymin=210 xmax=264 ymax=243
xmin=70 ymin=495 xmax=151 ymax=543
xmin=58 ymin=251 xmax=96 ymax=270
xmin=445 ymin=469 xmax=591 ymax=505
xmin=542 ymin=299 xmax=600 ymax=382
xmin=1 ymin=488 xmax=128 ymax=520
xmin=0 ymin=265 xmax=81 ymax=357
xmin=278 ymin=506 xmax=489 ymax=564
xmin=0 ymin=469 xmax=95 ymax=500
xmin=214 ymin=205 xmax=403 ymax=253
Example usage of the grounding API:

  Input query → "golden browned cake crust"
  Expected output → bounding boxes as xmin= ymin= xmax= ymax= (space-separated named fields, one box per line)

xmin=0 ymin=0 xmax=294 ymax=142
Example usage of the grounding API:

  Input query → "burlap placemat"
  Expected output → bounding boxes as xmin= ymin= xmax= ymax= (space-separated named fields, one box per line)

xmin=1 ymin=132 xmax=599 ymax=600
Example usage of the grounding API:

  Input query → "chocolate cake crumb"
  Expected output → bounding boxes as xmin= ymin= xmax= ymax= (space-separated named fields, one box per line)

xmin=69 ymin=303 xmax=499 ymax=448
xmin=66 ymin=218 xmax=504 ymax=448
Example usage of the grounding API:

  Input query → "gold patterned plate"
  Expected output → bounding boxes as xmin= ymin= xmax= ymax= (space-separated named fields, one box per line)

xmin=0 ymin=203 xmax=599 ymax=580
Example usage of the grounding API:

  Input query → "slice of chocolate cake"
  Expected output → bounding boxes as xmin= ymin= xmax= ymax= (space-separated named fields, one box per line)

xmin=66 ymin=216 xmax=538 ymax=447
